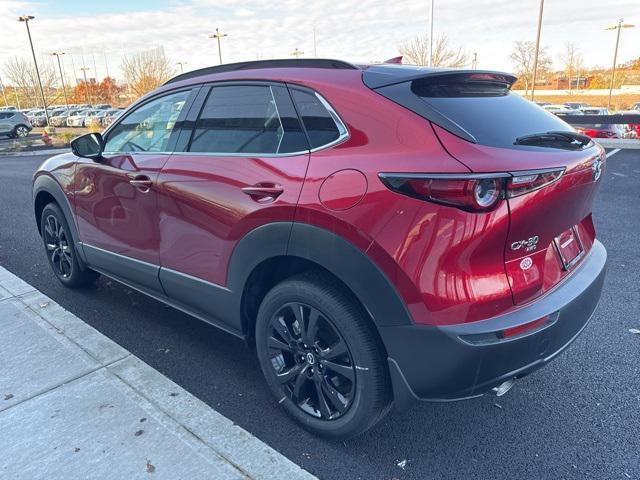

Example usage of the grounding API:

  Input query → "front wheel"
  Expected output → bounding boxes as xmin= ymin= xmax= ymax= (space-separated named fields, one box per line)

xmin=40 ymin=203 xmax=99 ymax=287
xmin=14 ymin=125 xmax=29 ymax=138
xmin=255 ymin=271 xmax=391 ymax=438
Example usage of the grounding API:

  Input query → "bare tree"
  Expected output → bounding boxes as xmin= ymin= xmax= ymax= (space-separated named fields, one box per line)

xmin=509 ymin=40 xmax=552 ymax=94
xmin=3 ymin=56 xmax=58 ymax=108
xmin=121 ymin=47 xmax=175 ymax=97
xmin=558 ymin=42 xmax=584 ymax=91
xmin=399 ymin=34 xmax=468 ymax=68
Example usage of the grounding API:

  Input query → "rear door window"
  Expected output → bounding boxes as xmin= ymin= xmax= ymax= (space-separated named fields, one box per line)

xmin=188 ymin=84 xmax=307 ymax=154
xmin=290 ymin=89 xmax=347 ymax=149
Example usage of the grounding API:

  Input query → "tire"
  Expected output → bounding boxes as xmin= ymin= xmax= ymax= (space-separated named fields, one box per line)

xmin=40 ymin=203 xmax=99 ymax=288
xmin=255 ymin=271 xmax=391 ymax=438
xmin=14 ymin=125 xmax=29 ymax=138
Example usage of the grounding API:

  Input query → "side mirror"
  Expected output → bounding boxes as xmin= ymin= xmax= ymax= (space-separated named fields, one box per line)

xmin=71 ymin=132 xmax=104 ymax=160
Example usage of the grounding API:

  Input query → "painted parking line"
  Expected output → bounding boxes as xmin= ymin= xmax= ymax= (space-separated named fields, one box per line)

xmin=0 ymin=265 xmax=316 ymax=480
xmin=606 ymin=148 xmax=621 ymax=158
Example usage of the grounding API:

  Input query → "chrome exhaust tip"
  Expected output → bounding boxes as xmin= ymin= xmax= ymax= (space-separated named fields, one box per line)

xmin=493 ymin=379 xmax=516 ymax=397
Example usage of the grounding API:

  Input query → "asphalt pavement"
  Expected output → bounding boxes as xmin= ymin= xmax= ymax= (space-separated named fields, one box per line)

xmin=0 ymin=151 xmax=638 ymax=479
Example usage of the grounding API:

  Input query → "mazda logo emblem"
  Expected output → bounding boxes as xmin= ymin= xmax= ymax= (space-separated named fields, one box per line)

xmin=306 ymin=353 xmax=315 ymax=364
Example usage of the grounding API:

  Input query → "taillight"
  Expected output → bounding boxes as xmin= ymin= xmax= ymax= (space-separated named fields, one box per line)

xmin=379 ymin=174 xmax=508 ymax=212
xmin=506 ymin=168 xmax=564 ymax=197
xmin=379 ymin=168 xmax=564 ymax=212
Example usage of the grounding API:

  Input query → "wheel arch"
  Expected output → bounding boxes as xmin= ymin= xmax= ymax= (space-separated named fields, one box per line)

xmin=33 ymin=175 xmax=85 ymax=262
xmin=229 ymin=222 xmax=414 ymax=340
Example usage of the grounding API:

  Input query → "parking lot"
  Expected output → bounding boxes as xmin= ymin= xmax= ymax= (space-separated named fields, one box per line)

xmin=0 ymin=149 xmax=638 ymax=479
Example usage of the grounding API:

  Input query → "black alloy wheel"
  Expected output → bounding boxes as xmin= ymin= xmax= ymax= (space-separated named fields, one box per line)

xmin=40 ymin=203 xmax=98 ymax=287
xmin=266 ymin=302 xmax=356 ymax=420
xmin=43 ymin=213 xmax=73 ymax=279
xmin=256 ymin=271 xmax=391 ymax=438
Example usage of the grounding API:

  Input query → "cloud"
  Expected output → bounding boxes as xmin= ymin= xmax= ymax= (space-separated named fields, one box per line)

xmin=0 ymin=0 xmax=638 ymax=85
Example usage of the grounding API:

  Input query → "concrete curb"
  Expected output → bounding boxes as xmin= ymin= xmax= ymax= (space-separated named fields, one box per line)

xmin=0 ymin=266 xmax=316 ymax=480
xmin=0 ymin=148 xmax=70 ymax=157
xmin=595 ymin=139 xmax=640 ymax=149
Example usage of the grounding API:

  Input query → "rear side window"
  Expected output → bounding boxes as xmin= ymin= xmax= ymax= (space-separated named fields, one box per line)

xmin=189 ymin=85 xmax=307 ymax=154
xmin=290 ymin=89 xmax=347 ymax=149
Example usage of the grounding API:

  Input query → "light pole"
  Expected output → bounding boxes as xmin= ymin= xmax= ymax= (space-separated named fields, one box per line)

xmin=176 ymin=61 xmax=187 ymax=74
xmin=51 ymin=52 xmax=69 ymax=111
xmin=208 ymin=28 xmax=228 ymax=65
xmin=605 ymin=19 xmax=635 ymax=110
xmin=472 ymin=52 xmax=478 ymax=69
xmin=19 ymin=15 xmax=50 ymax=126
xmin=80 ymin=67 xmax=91 ymax=105
xmin=313 ymin=24 xmax=317 ymax=57
xmin=428 ymin=0 xmax=434 ymax=66
xmin=530 ymin=0 xmax=545 ymax=100
xmin=291 ymin=48 xmax=304 ymax=58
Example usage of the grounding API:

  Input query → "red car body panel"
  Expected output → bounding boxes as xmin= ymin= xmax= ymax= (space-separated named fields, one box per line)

xmin=157 ymin=152 xmax=309 ymax=285
xmin=74 ymin=153 xmax=169 ymax=265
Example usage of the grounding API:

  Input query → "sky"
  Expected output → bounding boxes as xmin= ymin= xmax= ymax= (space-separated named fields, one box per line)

xmin=0 ymin=0 xmax=638 ymax=85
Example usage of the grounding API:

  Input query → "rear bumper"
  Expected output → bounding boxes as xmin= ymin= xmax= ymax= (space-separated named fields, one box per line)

xmin=381 ymin=240 xmax=607 ymax=410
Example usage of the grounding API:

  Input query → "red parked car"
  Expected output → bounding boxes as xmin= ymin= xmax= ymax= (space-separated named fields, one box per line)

xmin=575 ymin=123 xmax=624 ymax=139
xmin=33 ymin=60 xmax=607 ymax=438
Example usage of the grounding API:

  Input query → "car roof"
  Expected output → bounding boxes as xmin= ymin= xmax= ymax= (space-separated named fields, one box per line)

xmin=162 ymin=58 xmax=516 ymax=91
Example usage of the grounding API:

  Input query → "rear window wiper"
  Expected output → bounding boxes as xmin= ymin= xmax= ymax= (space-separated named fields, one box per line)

xmin=514 ymin=131 xmax=592 ymax=150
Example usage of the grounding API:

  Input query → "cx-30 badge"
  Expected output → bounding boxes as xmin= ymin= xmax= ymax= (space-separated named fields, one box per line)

xmin=511 ymin=236 xmax=539 ymax=252
xmin=592 ymin=157 xmax=603 ymax=181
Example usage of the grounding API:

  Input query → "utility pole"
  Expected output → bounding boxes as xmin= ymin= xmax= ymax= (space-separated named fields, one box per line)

xmin=19 ymin=15 xmax=50 ymax=126
xmin=605 ymin=19 xmax=635 ymax=110
xmin=0 ymin=76 xmax=8 ymax=107
xmin=51 ymin=52 xmax=69 ymax=111
xmin=80 ymin=67 xmax=91 ymax=105
xmin=208 ymin=28 xmax=228 ymax=65
xmin=176 ymin=61 xmax=187 ymax=73
xmin=291 ymin=48 xmax=304 ymax=58
xmin=313 ymin=24 xmax=317 ymax=57
xmin=428 ymin=0 xmax=435 ymax=66
xmin=530 ymin=0 xmax=545 ymax=100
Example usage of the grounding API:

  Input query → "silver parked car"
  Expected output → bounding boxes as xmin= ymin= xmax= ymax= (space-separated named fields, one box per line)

xmin=0 ymin=111 xmax=32 ymax=138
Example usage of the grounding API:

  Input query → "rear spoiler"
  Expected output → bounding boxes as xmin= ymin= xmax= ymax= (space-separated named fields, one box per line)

xmin=362 ymin=66 xmax=517 ymax=89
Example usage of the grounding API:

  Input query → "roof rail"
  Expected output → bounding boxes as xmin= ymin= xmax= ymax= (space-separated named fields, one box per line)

xmin=164 ymin=58 xmax=360 ymax=85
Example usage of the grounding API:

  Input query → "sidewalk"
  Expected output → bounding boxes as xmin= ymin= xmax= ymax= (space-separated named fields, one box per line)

xmin=0 ymin=266 xmax=316 ymax=480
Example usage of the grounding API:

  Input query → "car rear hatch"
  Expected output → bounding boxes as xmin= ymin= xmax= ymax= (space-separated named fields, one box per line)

xmin=365 ymin=66 xmax=606 ymax=306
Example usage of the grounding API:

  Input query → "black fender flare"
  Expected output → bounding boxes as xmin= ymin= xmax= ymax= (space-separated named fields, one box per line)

xmin=33 ymin=174 xmax=86 ymax=263
xmin=226 ymin=222 xmax=414 ymax=328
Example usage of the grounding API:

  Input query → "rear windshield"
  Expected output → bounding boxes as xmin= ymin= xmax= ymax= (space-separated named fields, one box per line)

xmin=410 ymin=77 xmax=573 ymax=148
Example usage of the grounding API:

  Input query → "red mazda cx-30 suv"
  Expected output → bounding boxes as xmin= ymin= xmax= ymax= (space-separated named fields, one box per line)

xmin=33 ymin=59 xmax=607 ymax=438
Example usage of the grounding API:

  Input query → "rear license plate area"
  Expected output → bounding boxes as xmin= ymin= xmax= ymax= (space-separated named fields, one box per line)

xmin=553 ymin=227 xmax=584 ymax=271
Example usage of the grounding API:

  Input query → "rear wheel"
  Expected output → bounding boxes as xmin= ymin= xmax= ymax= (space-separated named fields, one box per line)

xmin=255 ymin=271 xmax=390 ymax=438
xmin=40 ymin=203 xmax=98 ymax=287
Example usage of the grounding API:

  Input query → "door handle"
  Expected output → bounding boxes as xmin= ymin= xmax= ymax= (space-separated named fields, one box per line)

xmin=241 ymin=183 xmax=284 ymax=201
xmin=128 ymin=174 xmax=153 ymax=192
